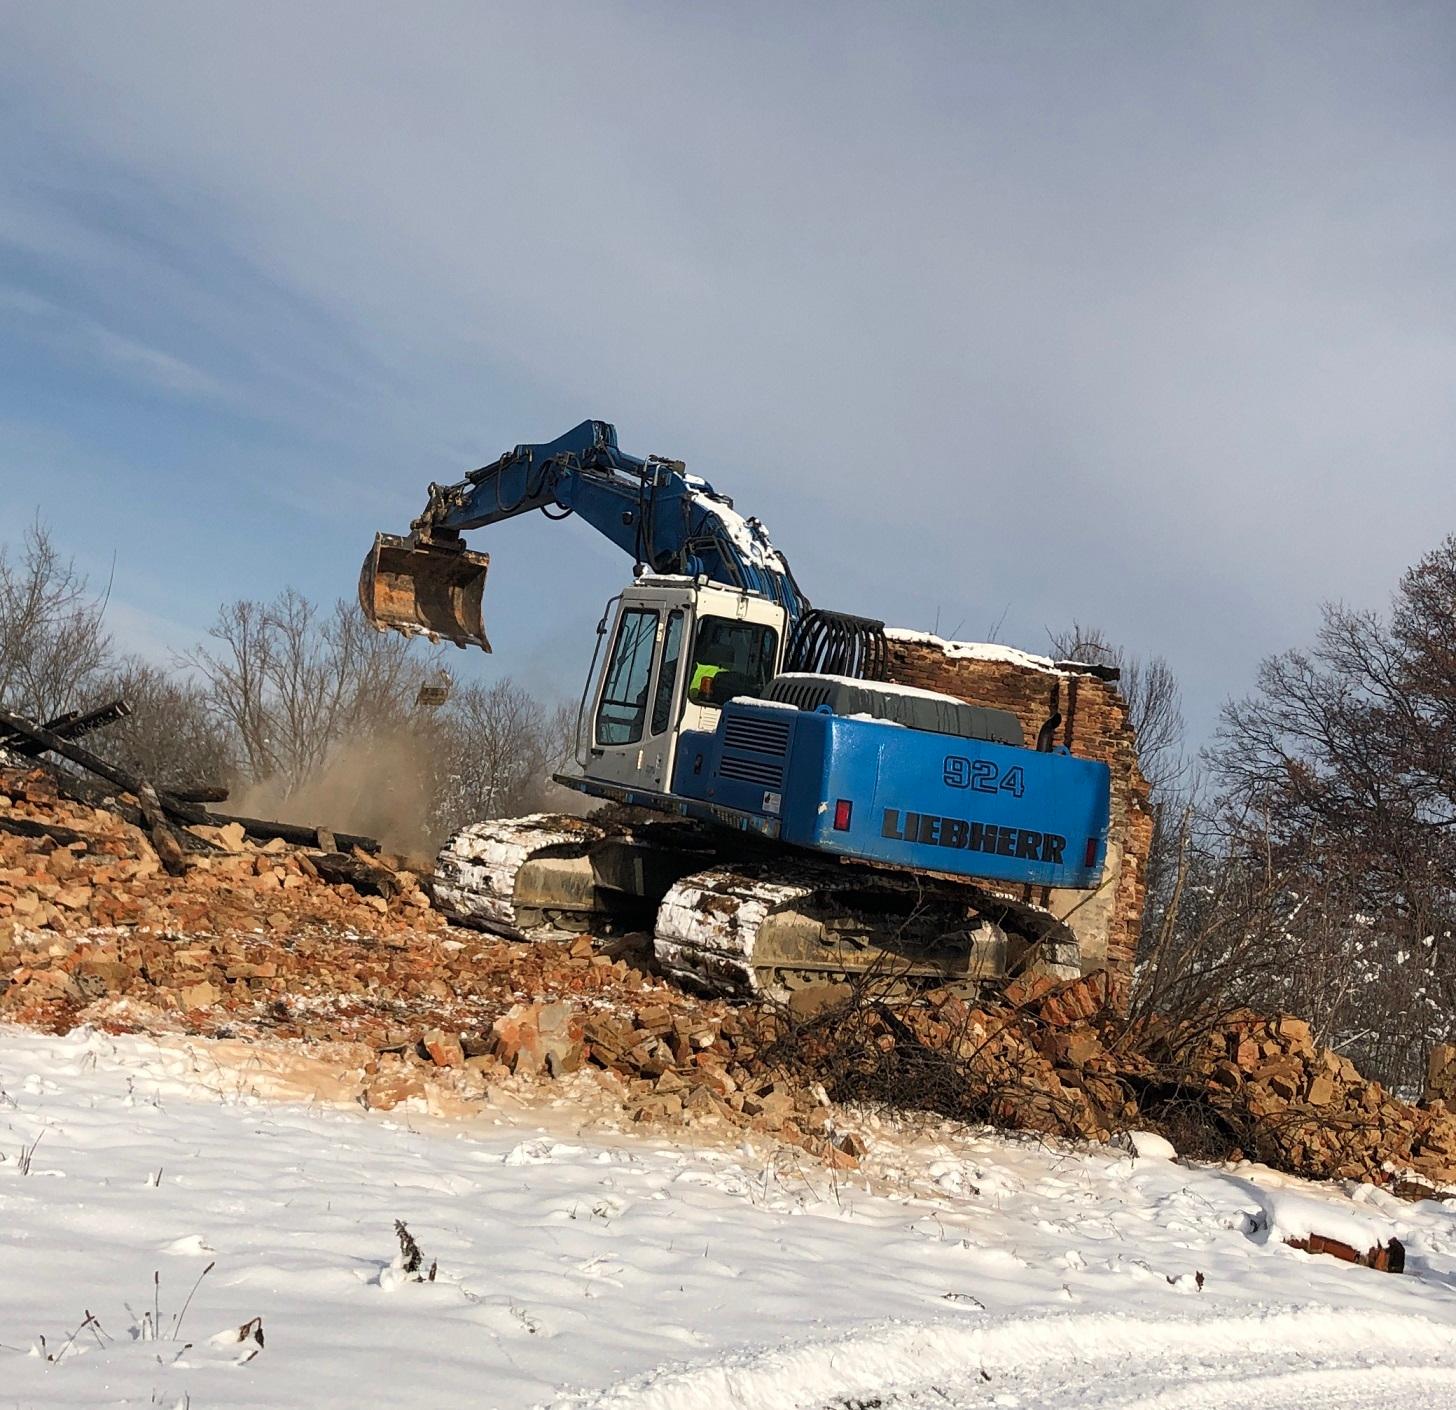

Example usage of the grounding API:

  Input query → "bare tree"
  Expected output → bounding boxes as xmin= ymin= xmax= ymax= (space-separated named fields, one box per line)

xmin=0 ymin=525 xmax=580 ymax=851
xmin=1048 ymin=621 xmax=1186 ymax=797
xmin=1200 ymin=534 xmax=1456 ymax=1089
xmin=545 ymin=698 xmax=579 ymax=774
xmin=186 ymin=597 xmax=276 ymax=777
xmin=180 ymin=585 xmax=582 ymax=847
xmin=1134 ymin=801 xmax=1447 ymax=1092
xmin=434 ymin=678 xmax=555 ymax=833
xmin=0 ymin=520 xmax=112 ymax=720
xmin=1212 ymin=540 xmax=1456 ymax=920
xmin=84 ymin=658 xmax=237 ymax=791
xmin=187 ymin=590 xmax=429 ymax=787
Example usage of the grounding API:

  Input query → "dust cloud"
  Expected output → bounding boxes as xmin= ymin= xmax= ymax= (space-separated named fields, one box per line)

xmin=234 ymin=733 xmax=440 ymax=862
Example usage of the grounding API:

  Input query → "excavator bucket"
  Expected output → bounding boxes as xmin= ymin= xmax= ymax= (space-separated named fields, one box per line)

xmin=358 ymin=533 xmax=492 ymax=650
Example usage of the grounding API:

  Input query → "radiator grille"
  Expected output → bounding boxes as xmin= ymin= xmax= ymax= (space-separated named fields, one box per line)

xmin=767 ymin=679 xmax=834 ymax=713
xmin=718 ymin=754 xmax=785 ymax=788
xmin=722 ymin=715 xmax=791 ymax=757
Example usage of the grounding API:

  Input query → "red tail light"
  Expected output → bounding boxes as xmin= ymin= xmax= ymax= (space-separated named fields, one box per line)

xmin=1085 ymin=837 xmax=1099 ymax=866
xmin=833 ymin=799 xmax=853 ymax=831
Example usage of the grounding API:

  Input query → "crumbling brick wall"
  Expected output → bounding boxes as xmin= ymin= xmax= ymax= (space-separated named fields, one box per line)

xmin=882 ymin=629 xmax=1153 ymax=1008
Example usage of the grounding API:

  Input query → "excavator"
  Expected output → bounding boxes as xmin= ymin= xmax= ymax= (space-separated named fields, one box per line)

xmin=360 ymin=420 xmax=1111 ymax=1000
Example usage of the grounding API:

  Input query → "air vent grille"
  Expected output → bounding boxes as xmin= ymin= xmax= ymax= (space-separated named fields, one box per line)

xmin=718 ymin=755 xmax=785 ymax=788
xmin=722 ymin=715 xmax=791 ymax=757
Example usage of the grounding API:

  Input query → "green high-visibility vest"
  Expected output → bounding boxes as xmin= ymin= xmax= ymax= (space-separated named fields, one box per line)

xmin=690 ymin=662 xmax=722 ymax=697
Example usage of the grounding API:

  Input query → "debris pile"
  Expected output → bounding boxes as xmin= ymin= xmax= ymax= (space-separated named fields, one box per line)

xmin=0 ymin=765 xmax=440 ymax=947
xmin=2 ymin=704 xmax=1454 ymax=1192
xmin=789 ymin=974 xmax=1456 ymax=1193
xmin=1152 ymin=1006 xmax=1456 ymax=1192
xmin=0 ymin=759 xmax=851 ymax=1160
xmin=477 ymin=991 xmax=857 ymax=1162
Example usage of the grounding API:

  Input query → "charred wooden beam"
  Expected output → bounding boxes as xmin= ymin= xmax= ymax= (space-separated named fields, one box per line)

xmin=138 ymin=784 xmax=190 ymax=877
xmin=0 ymin=709 xmax=381 ymax=855
xmin=0 ymin=708 xmax=208 ymax=821
xmin=35 ymin=761 xmax=147 ymax=830
xmin=0 ymin=814 xmax=98 ymax=848
xmin=1052 ymin=660 xmax=1122 ymax=683
xmin=26 ymin=763 xmax=217 ymax=852
xmin=0 ymin=700 xmax=132 ymax=756
xmin=169 ymin=785 xmax=230 ymax=804
xmin=31 ymin=766 xmax=214 ymax=852
xmin=202 ymin=812 xmax=381 ymax=855
xmin=309 ymin=850 xmax=398 ymax=896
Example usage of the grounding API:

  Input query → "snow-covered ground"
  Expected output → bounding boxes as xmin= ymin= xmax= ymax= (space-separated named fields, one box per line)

xmin=2 ymin=1026 xmax=1455 ymax=1409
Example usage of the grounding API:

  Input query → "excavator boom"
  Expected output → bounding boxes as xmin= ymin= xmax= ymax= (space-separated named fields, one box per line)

xmin=360 ymin=420 xmax=805 ymax=650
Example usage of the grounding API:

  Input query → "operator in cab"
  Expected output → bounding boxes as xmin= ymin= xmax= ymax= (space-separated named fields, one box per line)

xmin=687 ymin=617 xmax=778 ymax=706
xmin=689 ymin=637 xmax=732 ymax=702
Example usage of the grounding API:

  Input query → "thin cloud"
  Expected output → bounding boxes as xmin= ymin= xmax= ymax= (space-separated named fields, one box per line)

xmin=0 ymin=286 xmax=227 ymax=399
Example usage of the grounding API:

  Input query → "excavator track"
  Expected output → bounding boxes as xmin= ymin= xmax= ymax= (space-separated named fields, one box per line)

xmin=432 ymin=813 xmax=1082 ymax=1001
xmin=431 ymin=811 xmax=718 ymax=938
xmin=655 ymin=860 xmax=1081 ymax=1002
xmin=432 ymin=815 xmax=608 ymax=934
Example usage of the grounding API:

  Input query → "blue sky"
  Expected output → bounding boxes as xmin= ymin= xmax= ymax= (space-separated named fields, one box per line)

xmin=2 ymin=2 xmax=1454 ymax=736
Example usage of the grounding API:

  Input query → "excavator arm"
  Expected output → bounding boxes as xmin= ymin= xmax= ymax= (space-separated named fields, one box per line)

xmin=361 ymin=420 xmax=806 ymax=649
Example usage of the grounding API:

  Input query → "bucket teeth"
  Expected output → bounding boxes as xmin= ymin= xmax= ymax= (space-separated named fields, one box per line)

xmin=359 ymin=533 xmax=492 ymax=650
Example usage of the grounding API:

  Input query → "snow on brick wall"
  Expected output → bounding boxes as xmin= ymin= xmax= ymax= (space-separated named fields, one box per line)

xmin=882 ymin=631 xmax=1153 ymax=1008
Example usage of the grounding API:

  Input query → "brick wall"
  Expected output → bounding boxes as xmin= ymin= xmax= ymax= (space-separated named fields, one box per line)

xmin=882 ymin=630 xmax=1152 ymax=1008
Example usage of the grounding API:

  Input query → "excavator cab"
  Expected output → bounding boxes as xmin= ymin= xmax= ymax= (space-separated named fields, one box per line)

xmin=580 ymin=579 xmax=787 ymax=794
xmin=359 ymin=533 xmax=492 ymax=649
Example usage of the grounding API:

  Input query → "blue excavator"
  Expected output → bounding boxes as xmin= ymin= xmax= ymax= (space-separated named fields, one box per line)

xmin=361 ymin=420 xmax=1111 ymax=999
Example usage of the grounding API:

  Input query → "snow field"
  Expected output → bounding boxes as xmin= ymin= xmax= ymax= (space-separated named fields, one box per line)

xmin=1 ymin=1025 xmax=1455 ymax=1408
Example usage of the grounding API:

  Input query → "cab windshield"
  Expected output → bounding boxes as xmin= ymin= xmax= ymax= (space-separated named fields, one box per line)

xmin=686 ymin=617 xmax=779 ymax=707
xmin=596 ymin=607 xmax=658 ymax=745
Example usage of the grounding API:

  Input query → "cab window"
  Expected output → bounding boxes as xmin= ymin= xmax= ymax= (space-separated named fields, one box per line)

xmin=687 ymin=617 xmax=779 ymax=707
xmin=596 ymin=608 xmax=658 ymax=745
xmin=651 ymin=609 xmax=685 ymax=735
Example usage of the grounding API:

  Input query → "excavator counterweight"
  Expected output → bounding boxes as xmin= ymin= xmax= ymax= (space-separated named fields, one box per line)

xmin=359 ymin=533 xmax=491 ymax=650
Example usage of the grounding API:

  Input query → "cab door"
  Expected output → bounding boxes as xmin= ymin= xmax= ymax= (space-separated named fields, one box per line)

xmin=585 ymin=588 xmax=693 ymax=791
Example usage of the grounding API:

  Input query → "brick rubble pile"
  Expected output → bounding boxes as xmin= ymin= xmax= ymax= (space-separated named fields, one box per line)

xmin=0 ymin=765 xmax=857 ymax=1164
xmin=811 ymin=973 xmax=1456 ymax=1193
xmin=2 ymin=763 xmax=1452 ymax=1190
